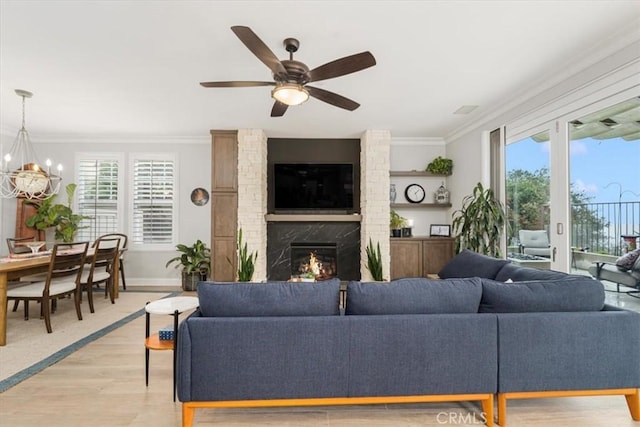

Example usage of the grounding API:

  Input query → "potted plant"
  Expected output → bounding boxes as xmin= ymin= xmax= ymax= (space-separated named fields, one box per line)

xmin=451 ymin=182 xmax=507 ymax=257
xmin=365 ymin=238 xmax=383 ymax=281
xmin=426 ymin=156 xmax=453 ymax=175
xmin=26 ymin=183 xmax=90 ymax=242
xmin=390 ymin=210 xmax=406 ymax=238
xmin=235 ymin=228 xmax=257 ymax=282
xmin=165 ymin=239 xmax=211 ymax=291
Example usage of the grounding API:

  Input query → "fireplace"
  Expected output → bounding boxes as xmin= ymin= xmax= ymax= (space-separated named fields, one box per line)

xmin=267 ymin=221 xmax=360 ymax=281
xmin=291 ymin=243 xmax=337 ymax=280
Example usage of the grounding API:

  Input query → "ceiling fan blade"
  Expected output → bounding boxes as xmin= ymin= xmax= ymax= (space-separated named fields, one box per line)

xmin=306 ymin=86 xmax=360 ymax=111
xmin=200 ymin=81 xmax=275 ymax=88
xmin=308 ymin=51 xmax=376 ymax=82
xmin=231 ymin=26 xmax=288 ymax=79
xmin=271 ymin=101 xmax=289 ymax=117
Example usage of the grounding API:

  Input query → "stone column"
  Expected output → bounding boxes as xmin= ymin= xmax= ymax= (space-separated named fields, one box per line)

xmin=360 ymin=130 xmax=391 ymax=281
xmin=237 ymin=129 xmax=268 ymax=281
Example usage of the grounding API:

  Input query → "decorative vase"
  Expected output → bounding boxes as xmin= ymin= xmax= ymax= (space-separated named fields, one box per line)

xmin=390 ymin=184 xmax=397 ymax=203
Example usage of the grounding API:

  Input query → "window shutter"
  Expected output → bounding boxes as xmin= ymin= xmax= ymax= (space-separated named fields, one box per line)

xmin=132 ymin=159 xmax=175 ymax=245
xmin=76 ymin=158 xmax=120 ymax=241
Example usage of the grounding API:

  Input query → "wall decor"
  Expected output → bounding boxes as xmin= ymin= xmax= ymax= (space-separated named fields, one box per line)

xmin=430 ymin=224 xmax=451 ymax=237
xmin=190 ymin=187 xmax=210 ymax=206
xmin=404 ymin=183 xmax=425 ymax=203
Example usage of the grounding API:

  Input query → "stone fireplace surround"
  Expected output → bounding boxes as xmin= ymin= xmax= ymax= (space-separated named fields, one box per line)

xmin=236 ymin=129 xmax=391 ymax=282
xmin=267 ymin=221 xmax=361 ymax=281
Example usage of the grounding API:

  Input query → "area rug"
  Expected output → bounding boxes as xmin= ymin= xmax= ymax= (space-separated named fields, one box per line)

xmin=0 ymin=290 xmax=176 ymax=392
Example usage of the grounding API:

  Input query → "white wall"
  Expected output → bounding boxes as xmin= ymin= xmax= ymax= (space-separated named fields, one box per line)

xmin=390 ymin=137 xmax=450 ymax=237
xmin=0 ymin=136 xmax=211 ymax=286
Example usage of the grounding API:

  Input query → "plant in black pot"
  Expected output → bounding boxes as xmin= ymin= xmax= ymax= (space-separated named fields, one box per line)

xmin=390 ymin=210 xmax=407 ymax=238
xmin=166 ymin=239 xmax=211 ymax=291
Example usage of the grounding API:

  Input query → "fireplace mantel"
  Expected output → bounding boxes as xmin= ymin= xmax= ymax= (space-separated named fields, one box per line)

xmin=265 ymin=214 xmax=362 ymax=222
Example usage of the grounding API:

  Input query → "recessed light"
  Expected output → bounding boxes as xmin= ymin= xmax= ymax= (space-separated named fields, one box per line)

xmin=453 ymin=105 xmax=479 ymax=115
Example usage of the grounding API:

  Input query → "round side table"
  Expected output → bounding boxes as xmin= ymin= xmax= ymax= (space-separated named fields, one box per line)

xmin=144 ymin=296 xmax=199 ymax=402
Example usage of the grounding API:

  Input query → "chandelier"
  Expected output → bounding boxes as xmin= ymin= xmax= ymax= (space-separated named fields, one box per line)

xmin=0 ymin=89 xmax=62 ymax=200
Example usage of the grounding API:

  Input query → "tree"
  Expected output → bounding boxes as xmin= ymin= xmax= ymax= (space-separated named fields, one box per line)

xmin=506 ymin=168 xmax=608 ymax=250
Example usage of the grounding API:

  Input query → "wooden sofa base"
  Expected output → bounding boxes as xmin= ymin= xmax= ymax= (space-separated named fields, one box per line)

xmin=497 ymin=388 xmax=640 ymax=426
xmin=182 ymin=393 xmax=494 ymax=427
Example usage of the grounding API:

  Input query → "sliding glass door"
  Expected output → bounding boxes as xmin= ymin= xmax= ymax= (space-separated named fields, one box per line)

xmin=569 ymin=97 xmax=640 ymax=263
xmin=505 ymin=95 xmax=640 ymax=274
xmin=505 ymin=128 xmax=553 ymax=264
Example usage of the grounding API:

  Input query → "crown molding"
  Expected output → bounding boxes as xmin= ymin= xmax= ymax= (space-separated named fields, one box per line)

xmin=15 ymin=134 xmax=210 ymax=145
xmin=445 ymin=18 xmax=640 ymax=143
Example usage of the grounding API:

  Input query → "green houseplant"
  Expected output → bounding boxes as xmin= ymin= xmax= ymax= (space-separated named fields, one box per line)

xmin=452 ymin=182 xmax=507 ymax=257
xmin=165 ymin=239 xmax=211 ymax=291
xmin=365 ymin=238 xmax=383 ymax=281
xmin=426 ymin=156 xmax=453 ymax=175
xmin=26 ymin=183 xmax=90 ymax=242
xmin=235 ymin=228 xmax=257 ymax=282
xmin=390 ymin=210 xmax=406 ymax=238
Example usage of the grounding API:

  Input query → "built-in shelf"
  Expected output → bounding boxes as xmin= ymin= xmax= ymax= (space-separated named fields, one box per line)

xmin=265 ymin=214 xmax=362 ymax=222
xmin=390 ymin=170 xmax=451 ymax=177
xmin=391 ymin=203 xmax=451 ymax=209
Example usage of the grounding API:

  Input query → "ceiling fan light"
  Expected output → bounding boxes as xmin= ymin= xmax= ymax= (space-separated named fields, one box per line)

xmin=272 ymin=84 xmax=309 ymax=106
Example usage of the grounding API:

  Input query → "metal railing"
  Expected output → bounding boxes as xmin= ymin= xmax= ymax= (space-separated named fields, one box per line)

xmin=572 ymin=201 xmax=640 ymax=255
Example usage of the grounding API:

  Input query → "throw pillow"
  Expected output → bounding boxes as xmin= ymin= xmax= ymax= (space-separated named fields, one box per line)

xmin=197 ymin=279 xmax=341 ymax=317
xmin=479 ymin=277 xmax=605 ymax=313
xmin=345 ymin=277 xmax=482 ymax=315
xmin=438 ymin=249 xmax=510 ymax=280
xmin=616 ymin=248 xmax=640 ymax=271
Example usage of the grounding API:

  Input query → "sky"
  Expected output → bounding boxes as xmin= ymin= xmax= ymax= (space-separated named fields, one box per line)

xmin=506 ymin=136 xmax=640 ymax=204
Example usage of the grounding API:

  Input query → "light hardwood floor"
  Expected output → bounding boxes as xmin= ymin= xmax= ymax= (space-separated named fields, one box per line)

xmin=0 ymin=285 xmax=639 ymax=427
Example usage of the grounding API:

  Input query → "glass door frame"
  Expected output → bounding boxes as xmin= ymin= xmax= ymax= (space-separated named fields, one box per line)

xmin=504 ymin=122 xmax=568 ymax=271
xmin=503 ymin=88 xmax=639 ymax=272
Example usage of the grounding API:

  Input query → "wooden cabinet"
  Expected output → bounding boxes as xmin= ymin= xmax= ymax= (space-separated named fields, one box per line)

xmin=390 ymin=239 xmax=423 ymax=278
xmin=390 ymin=237 xmax=455 ymax=279
xmin=210 ymin=130 xmax=238 ymax=281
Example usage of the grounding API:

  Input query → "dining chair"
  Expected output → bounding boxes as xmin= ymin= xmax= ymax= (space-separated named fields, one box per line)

xmin=98 ymin=233 xmax=128 ymax=291
xmin=6 ymin=236 xmax=39 ymax=313
xmin=6 ymin=242 xmax=89 ymax=333
xmin=79 ymin=236 xmax=121 ymax=313
xmin=6 ymin=236 xmax=37 ymax=255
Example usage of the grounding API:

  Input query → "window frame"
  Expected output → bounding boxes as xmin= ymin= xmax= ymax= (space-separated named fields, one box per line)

xmin=129 ymin=152 xmax=178 ymax=251
xmin=74 ymin=152 xmax=125 ymax=242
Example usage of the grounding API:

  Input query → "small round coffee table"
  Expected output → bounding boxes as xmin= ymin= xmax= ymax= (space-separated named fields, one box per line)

xmin=144 ymin=296 xmax=199 ymax=401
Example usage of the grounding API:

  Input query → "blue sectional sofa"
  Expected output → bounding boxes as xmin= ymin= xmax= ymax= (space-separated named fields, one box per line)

xmin=176 ymin=250 xmax=640 ymax=427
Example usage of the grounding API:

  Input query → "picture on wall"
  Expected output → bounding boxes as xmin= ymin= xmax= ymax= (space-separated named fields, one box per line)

xmin=430 ymin=224 xmax=451 ymax=237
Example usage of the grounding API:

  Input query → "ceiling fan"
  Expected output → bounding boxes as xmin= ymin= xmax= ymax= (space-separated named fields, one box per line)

xmin=200 ymin=26 xmax=376 ymax=117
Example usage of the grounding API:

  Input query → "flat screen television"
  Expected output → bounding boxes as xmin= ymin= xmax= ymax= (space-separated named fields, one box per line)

xmin=274 ymin=163 xmax=354 ymax=211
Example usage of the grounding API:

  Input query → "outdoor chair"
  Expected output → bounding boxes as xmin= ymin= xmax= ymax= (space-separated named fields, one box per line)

xmin=518 ymin=230 xmax=551 ymax=258
xmin=588 ymin=250 xmax=640 ymax=298
xmin=6 ymin=242 xmax=89 ymax=333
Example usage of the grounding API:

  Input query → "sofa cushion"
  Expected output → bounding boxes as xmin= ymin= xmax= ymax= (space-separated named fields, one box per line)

xmin=616 ymin=248 xmax=640 ymax=271
xmin=479 ymin=277 xmax=605 ymax=313
xmin=345 ymin=277 xmax=482 ymax=315
xmin=494 ymin=262 xmax=568 ymax=282
xmin=197 ymin=279 xmax=341 ymax=317
xmin=438 ymin=249 xmax=510 ymax=280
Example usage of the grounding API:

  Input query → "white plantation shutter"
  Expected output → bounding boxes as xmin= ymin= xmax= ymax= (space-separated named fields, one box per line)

xmin=76 ymin=156 xmax=121 ymax=242
xmin=131 ymin=157 xmax=175 ymax=246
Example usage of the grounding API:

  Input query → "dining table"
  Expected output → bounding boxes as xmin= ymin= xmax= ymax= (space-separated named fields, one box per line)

xmin=0 ymin=247 xmax=121 ymax=346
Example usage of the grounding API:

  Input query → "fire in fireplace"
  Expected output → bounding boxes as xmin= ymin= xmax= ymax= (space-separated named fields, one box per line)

xmin=290 ymin=243 xmax=337 ymax=280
